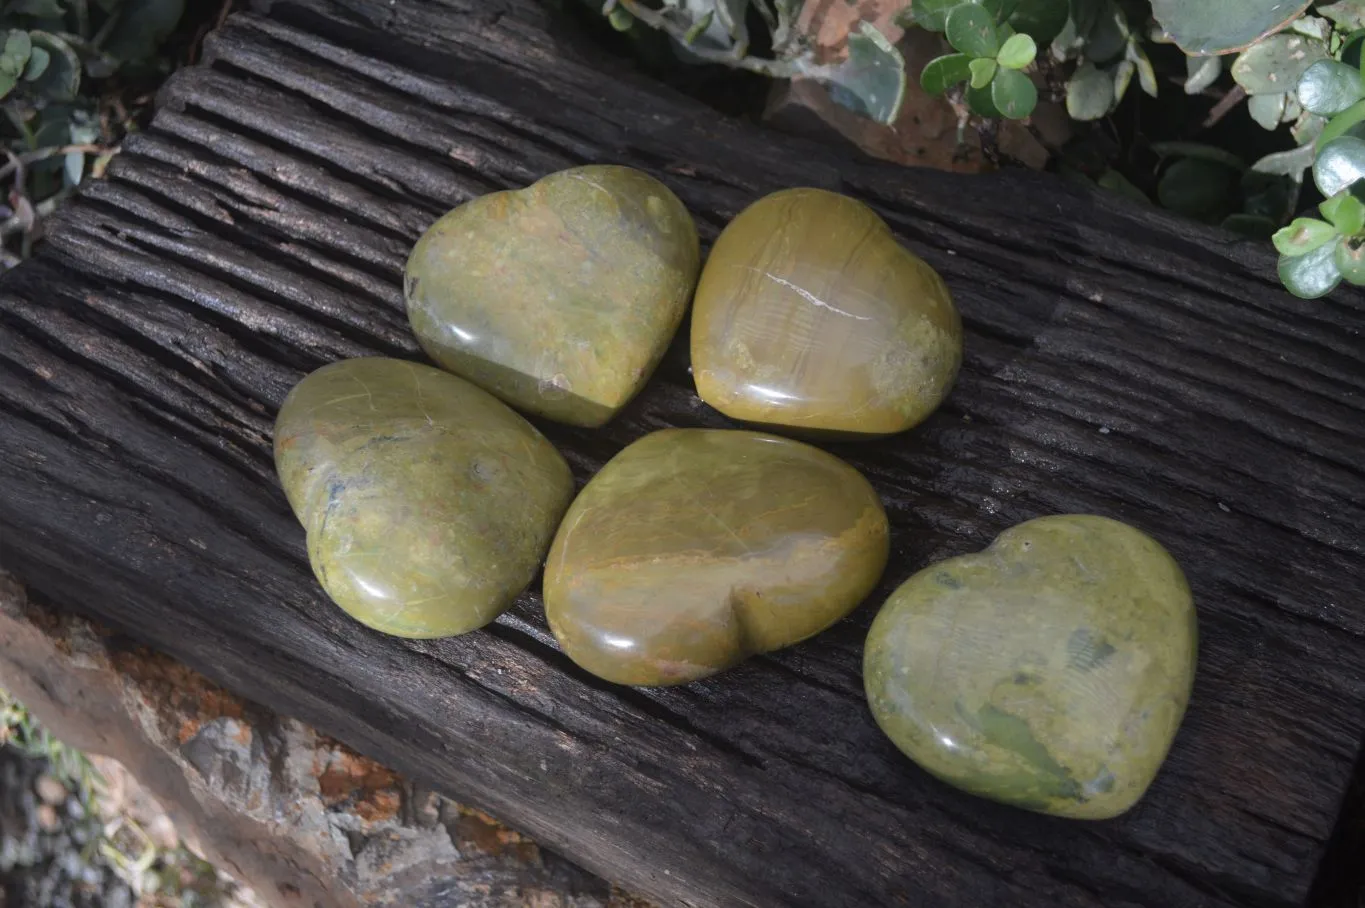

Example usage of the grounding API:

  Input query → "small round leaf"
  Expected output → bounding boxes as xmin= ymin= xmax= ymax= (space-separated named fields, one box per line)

xmin=1157 ymin=158 xmax=1239 ymax=222
xmin=998 ymin=33 xmax=1037 ymax=69
xmin=921 ymin=53 xmax=973 ymax=95
xmin=1313 ymin=135 xmax=1365 ymax=196
xmin=1067 ymin=61 xmax=1115 ymax=120
xmin=25 ymin=32 xmax=78 ymax=101
xmin=1248 ymin=92 xmax=1288 ymax=130
xmin=22 ymin=45 xmax=48 ymax=82
xmin=1231 ymin=33 xmax=1328 ymax=96
xmin=1008 ymin=0 xmax=1069 ymax=44
xmin=1185 ymin=54 xmax=1222 ymax=95
xmin=1334 ymin=237 xmax=1365 ymax=283
xmin=905 ymin=0 xmax=963 ymax=33
xmin=1278 ymin=239 xmax=1343 ymax=298
xmin=946 ymin=3 xmax=1000 ymax=57
xmin=991 ymin=66 xmax=1038 ymax=118
xmin=969 ymin=56 xmax=997 ymax=89
xmin=1296 ymin=59 xmax=1365 ymax=116
xmin=966 ymin=82 xmax=1001 ymax=117
xmin=1151 ymin=0 xmax=1311 ymax=56
xmin=1271 ymin=216 xmax=1338 ymax=255
xmin=1320 ymin=190 xmax=1365 ymax=234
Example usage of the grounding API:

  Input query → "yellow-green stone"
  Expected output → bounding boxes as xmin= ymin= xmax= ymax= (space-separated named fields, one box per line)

xmin=404 ymin=165 xmax=701 ymax=427
xmin=863 ymin=515 xmax=1197 ymax=819
xmin=545 ymin=428 xmax=890 ymax=686
xmin=273 ymin=357 xmax=574 ymax=638
xmin=691 ymin=187 xmax=962 ymax=438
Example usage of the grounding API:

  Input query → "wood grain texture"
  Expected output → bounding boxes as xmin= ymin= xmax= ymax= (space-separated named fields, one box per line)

xmin=0 ymin=2 xmax=1363 ymax=906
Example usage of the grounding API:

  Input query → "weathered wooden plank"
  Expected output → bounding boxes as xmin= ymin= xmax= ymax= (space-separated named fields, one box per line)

xmin=0 ymin=2 xmax=1362 ymax=906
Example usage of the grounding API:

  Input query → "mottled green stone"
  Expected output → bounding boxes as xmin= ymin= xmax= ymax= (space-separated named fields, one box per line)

xmin=691 ymin=187 xmax=962 ymax=438
xmin=544 ymin=428 xmax=890 ymax=686
xmin=863 ymin=515 xmax=1197 ymax=819
xmin=404 ymin=165 xmax=701 ymax=428
xmin=273 ymin=357 xmax=574 ymax=638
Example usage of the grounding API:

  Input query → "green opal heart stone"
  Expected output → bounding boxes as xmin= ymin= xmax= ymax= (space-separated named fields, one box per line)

xmin=864 ymin=514 xmax=1197 ymax=819
xmin=545 ymin=428 xmax=889 ymax=686
xmin=274 ymin=357 xmax=574 ymax=638
xmin=404 ymin=165 xmax=700 ymax=427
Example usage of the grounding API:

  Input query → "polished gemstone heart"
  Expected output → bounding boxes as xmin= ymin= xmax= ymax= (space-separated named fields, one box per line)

xmin=864 ymin=515 xmax=1197 ymax=819
xmin=544 ymin=428 xmax=889 ymax=686
xmin=691 ymin=187 xmax=962 ymax=438
xmin=274 ymin=358 xmax=573 ymax=638
xmin=404 ymin=165 xmax=700 ymax=427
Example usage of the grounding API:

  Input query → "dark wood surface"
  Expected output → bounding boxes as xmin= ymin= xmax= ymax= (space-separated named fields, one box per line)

xmin=1 ymin=2 xmax=1363 ymax=905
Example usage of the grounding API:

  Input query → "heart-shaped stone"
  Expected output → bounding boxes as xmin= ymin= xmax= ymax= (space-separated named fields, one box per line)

xmin=404 ymin=165 xmax=700 ymax=427
xmin=274 ymin=358 xmax=574 ymax=638
xmin=691 ymin=187 xmax=962 ymax=438
xmin=863 ymin=515 xmax=1197 ymax=818
xmin=544 ymin=428 xmax=889 ymax=686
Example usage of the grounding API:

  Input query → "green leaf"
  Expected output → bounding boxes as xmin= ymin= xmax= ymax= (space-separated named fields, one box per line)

xmin=1295 ymin=60 xmax=1364 ymax=117
xmin=1157 ymin=157 xmax=1239 ymax=222
xmin=1066 ymin=60 xmax=1114 ymax=120
xmin=1248 ymin=92 xmax=1288 ymax=130
xmin=1313 ymin=135 xmax=1365 ymax=196
xmin=1 ymin=31 xmax=32 ymax=74
xmin=966 ymin=82 xmax=1001 ymax=116
xmin=997 ymin=32 xmax=1036 ymax=68
xmin=607 ymin=4 xmax=634 ymax=30
xmin=1128 ymin=41 xmax=1157 ymax=97
xmin=1184 ymin=54 xmax=1222 ymax=94
xmin=1221 ymin=213 xmax=1277 ymax=238
xmin=991 ymin=65 xmax=1037 ymax=117
xmin=1318 ymin=1 xmax=1365 ymax=29
xmin=1097 ymin=168 xmax=1149 ymax=203
xmin=921 ymin=53 xmax=973 ymax=94
xmin=1271 ymin=216 xmax=1337 ymax=255
xmin=1334 ymin=237 xmax=1365 ymax=283
xmin=1292 ymin=110 xmax=1325 ymax=144
xmin=1252 ymin=142 xmax=1316 ymax=179
xmin=1231 ymin=33 xmax=1328 ymax=96
xmin=1085 ymin=1 xmax=1130 ymax=63
xmin=1279 ymin=239 xmax=1342 ymax=298
xmin=1150 ymin=141 xmax=1247 ymax=171
xmin=969 ymin=56 xmax=998 ymax=88
xmin=25 ymin=31 xmax=78 ymax=100
xmin=1317 ymin=99 xmax=1365 ymax=150
xmin=824 ymin=22 xmax=907 ymax=124
xmin=22 ymin=45 xmax=49 ymax=81
xmin=0 ymin=69 xmax=17 ymax=100
xmin=1150 ymin=0 xmax=1311 ymax=55
xmin=101 ymin=0 xmax=184 ymax=63
xmin=1113 ymin=58 xmax=1135 ymax=105
xmin=946 ymin=3 xmax=1000 ymax=57
xmin=903 ymin=0 xmax=962 ymax=32
xmin=1290 ymin=14 xmax=1332 ymax=42
xmin=1321 ymin=190 xmax=1365 ymax=234
xmin=1007 ymin=0 xmax=1068 ymax=43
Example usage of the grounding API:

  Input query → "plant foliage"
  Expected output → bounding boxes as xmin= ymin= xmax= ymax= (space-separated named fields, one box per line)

xmin=0 ymin=0 xmax=185 ymax=269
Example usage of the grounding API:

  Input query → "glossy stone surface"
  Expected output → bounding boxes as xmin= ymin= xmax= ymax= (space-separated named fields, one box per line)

xmin=864 ymin=515 xmax=1197 ymax=819
xmin=405 ymin=165 xmax=700 ymax=427
xmin=691 ymin=187 xmax=962 ymax=437
xmin=274 ymin=358 xmax=574 ymax=638
xmin=544 ymin=428 xmax=889 ymax=686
